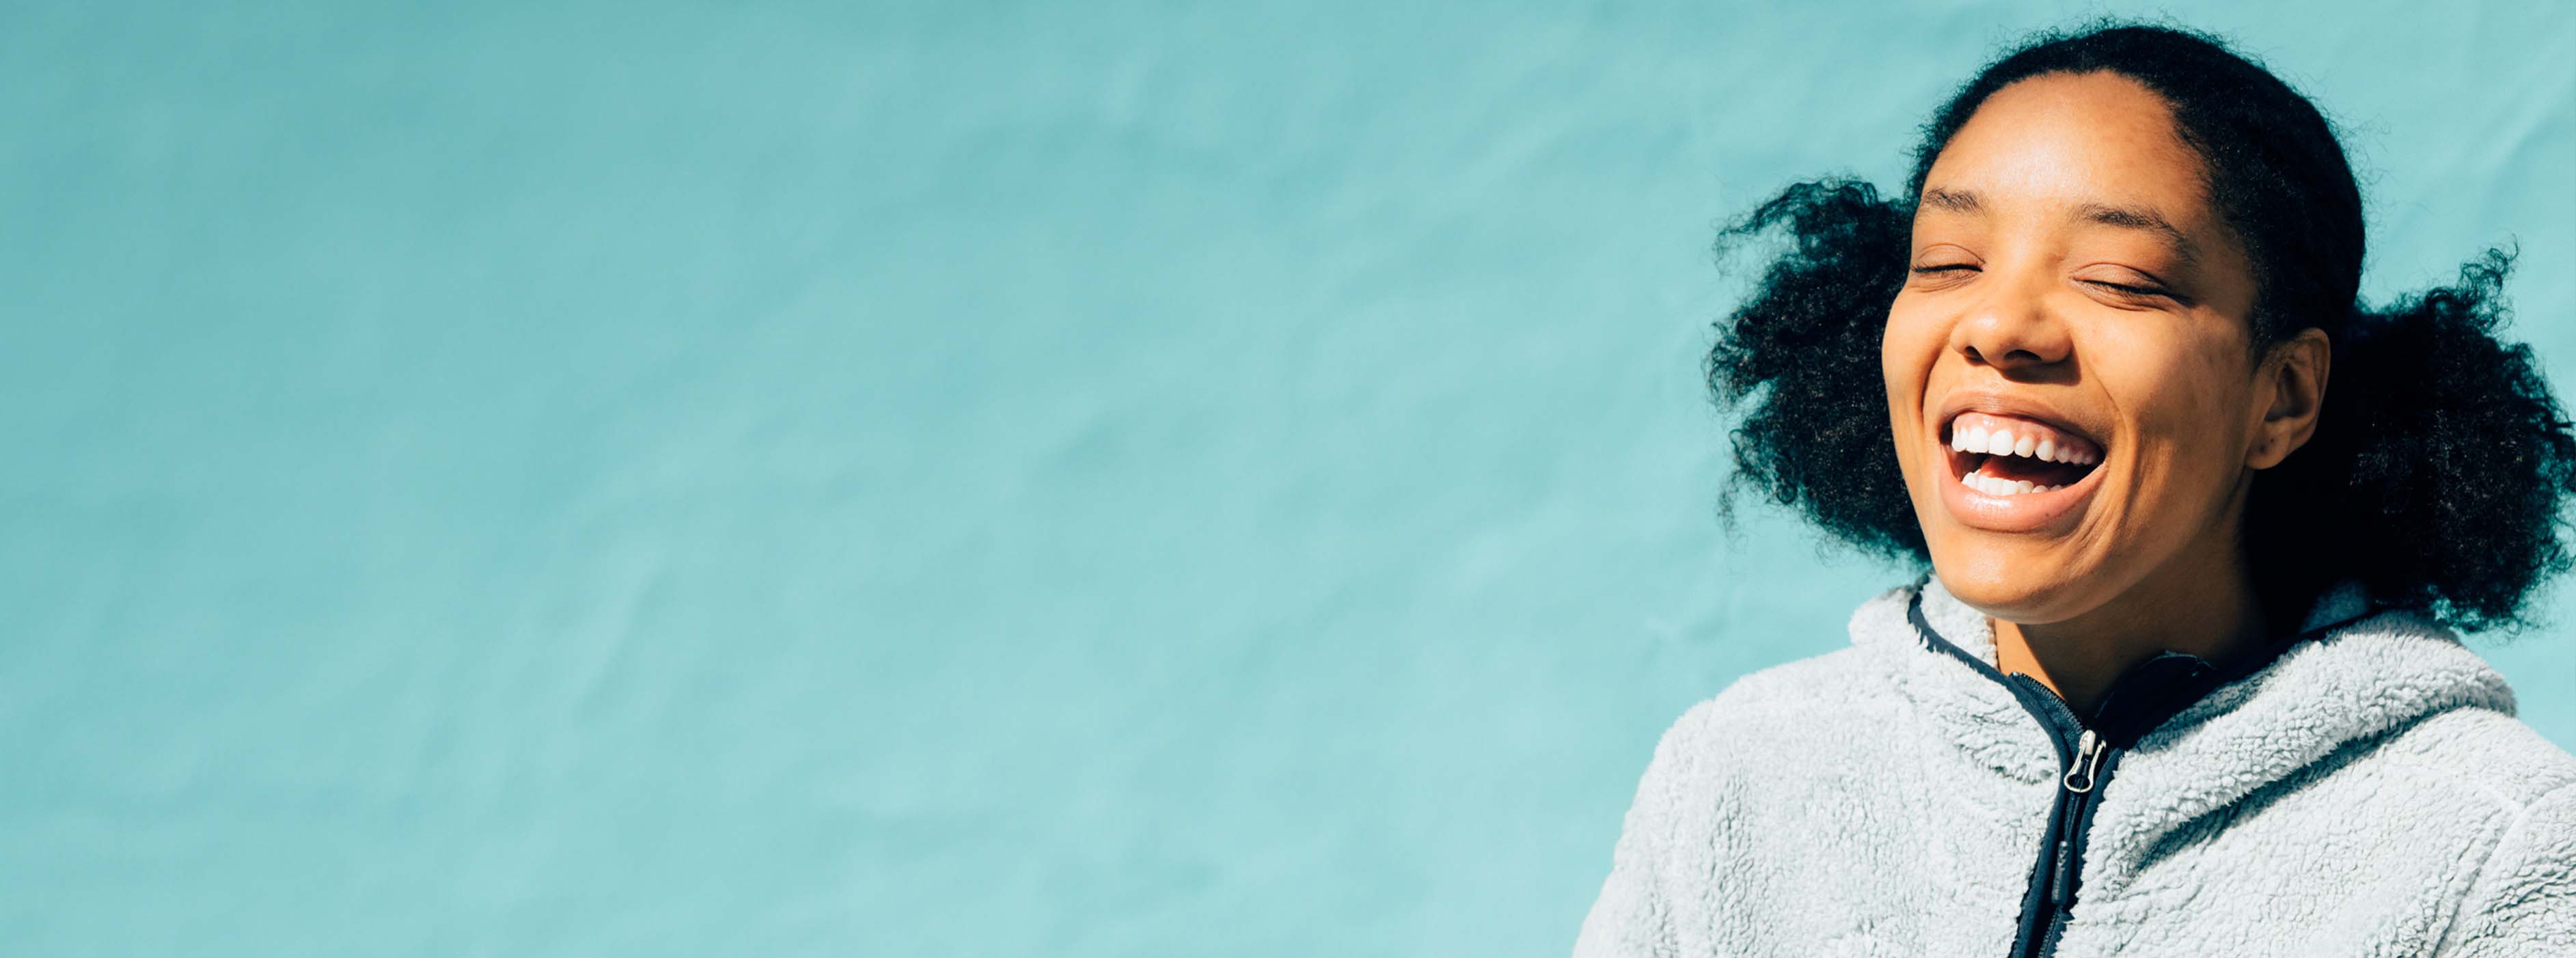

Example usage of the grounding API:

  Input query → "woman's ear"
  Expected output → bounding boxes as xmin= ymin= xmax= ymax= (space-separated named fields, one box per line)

xmin=2249 ymin=327 xmax=2331 ymax=469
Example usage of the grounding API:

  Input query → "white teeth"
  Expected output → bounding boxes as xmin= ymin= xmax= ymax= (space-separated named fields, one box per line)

xmin=2034 ymin=438 xmax=2055 ymax=462
xmin=1964 ymin=427 xmax=1990 ymax=454
xmin=2013 ymin=435 xmax=2036 ymax=458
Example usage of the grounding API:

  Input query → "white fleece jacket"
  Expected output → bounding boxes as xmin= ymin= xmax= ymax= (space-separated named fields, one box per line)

xmin=1572 ymin=575 xmax=2576 ymax=957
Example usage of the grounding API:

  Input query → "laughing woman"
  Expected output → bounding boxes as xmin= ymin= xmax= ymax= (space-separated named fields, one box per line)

xmin=1574 ymin=23 xmax=2576 ymax=957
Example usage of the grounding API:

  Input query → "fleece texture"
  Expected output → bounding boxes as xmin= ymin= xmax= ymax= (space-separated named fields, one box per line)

xmin=1572 ymin=576 xmax=2576 ymax=957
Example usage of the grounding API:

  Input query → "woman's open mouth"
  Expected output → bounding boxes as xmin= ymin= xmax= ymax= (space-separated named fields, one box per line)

xmin=1937 ymin=410 xmax=2108 ymax=532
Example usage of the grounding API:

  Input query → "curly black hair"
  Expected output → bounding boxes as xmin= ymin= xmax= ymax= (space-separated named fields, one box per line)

xmin=1708 ymin=20 xmax=2576 ymax=633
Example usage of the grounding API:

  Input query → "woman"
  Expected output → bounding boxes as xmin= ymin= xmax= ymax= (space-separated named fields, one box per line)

xmin=1574 ymin=22 xmax=2576 ymax=957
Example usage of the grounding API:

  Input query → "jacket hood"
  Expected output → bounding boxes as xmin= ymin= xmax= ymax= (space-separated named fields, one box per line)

xmin=1848 ymin=573 xmax=2520 ymax=899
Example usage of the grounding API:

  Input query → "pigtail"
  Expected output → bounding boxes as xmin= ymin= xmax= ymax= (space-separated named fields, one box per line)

xmin=1705 ymin=178 xmax=1923 ymax=560
xmin=2250 ymin=247 xmax=2576 ymax=631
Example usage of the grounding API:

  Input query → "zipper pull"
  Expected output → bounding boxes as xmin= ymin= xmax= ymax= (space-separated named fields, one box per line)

xmin=2051 ymin=730 xmax=2108 ymax=909
xmin=2062 ymin=729 xmax=2105 ymax=793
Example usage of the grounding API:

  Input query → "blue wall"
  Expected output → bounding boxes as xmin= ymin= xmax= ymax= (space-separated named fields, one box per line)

xmin=4 ymin=1 xmax=2570 ymax=954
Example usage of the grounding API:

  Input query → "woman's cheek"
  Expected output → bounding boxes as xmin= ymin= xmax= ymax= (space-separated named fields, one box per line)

xmin=1880 ymin=305 xmax=1944 ymax=393
xmin=1878 ymin=313 xmax=1917 ymax=426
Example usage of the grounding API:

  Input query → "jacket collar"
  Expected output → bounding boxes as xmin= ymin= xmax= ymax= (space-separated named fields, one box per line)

xmin=1906 ymin=573 xmax=2383 ymax=748
xmin=1847 ymin=572 xmax=2518 ymax=892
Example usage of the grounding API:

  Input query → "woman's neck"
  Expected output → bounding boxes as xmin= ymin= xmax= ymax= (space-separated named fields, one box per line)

xmin=1989 ymin=556 xmax=2273 ymax=719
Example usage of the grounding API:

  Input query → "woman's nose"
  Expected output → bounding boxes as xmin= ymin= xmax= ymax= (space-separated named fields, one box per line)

xmin=1954 ymin=284 xmax=2073 ymax=371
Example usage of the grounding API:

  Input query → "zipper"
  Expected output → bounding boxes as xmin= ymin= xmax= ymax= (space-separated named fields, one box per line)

xmin=2010 ymin=683 xmax=2120 ymax=958
xmin=2050 ymin=733 xmax=2109 ymax=905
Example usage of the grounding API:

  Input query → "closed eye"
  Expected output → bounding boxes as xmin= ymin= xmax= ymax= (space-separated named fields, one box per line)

xmin=1909 ymin=264 xmax=1979 ymax=288
xmin=2083 ymin=279 xmax=2167 ymax=297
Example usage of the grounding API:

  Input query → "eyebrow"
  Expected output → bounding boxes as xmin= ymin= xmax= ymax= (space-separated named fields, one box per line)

xmin=1919 ymin=187 xmax=2201 ymax=265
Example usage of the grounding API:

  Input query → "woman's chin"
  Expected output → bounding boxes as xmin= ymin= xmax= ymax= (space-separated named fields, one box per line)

xmin=1920 ymin=503 xmax=2111 ymax=618
xmin=1926 ymin=559 xmax=2112 ymax=629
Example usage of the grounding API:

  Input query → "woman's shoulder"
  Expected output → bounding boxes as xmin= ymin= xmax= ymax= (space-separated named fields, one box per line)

xmin=2372 ymin=708 xmax=2576 ymax=948
xmin=1647 ymin=645 xmax=1898 ymax=769
xmin=2371 ymin=704 xmax=2576 ymax=811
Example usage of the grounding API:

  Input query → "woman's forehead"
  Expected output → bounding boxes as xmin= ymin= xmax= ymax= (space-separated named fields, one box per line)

xmin=1917 ymin=72 xmax=2224 ymax=252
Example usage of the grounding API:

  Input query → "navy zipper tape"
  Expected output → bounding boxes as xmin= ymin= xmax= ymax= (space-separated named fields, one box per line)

xmin=2036 ymin=747 xmax=2123 ymax=958
xmin=2016 ymin=676 xmax=2100 ymax=958
xmin=2016 ymin=790 xmax=2075 ymax=958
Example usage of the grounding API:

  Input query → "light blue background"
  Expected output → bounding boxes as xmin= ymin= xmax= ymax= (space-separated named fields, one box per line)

xmin=5 ymin=1 xmax=2571 ymax=954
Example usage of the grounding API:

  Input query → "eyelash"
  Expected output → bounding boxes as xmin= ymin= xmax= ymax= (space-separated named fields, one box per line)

xmin=1908 ymin=264 xmax=2167 ymax=297
xmin=2090 ymin=280 xmax=2163 ymax=296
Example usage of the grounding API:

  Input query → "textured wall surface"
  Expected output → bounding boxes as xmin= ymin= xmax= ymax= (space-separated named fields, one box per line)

xmin=3 ymin=1 xmax=2571 ymax=955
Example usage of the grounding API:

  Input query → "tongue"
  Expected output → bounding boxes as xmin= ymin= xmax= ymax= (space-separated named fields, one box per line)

xmin=1980 ymin=453 xmax=2091 ymax=486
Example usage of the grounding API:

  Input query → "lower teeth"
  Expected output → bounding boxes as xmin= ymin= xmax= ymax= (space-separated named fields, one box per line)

xmin=1965 ymin=469 xmax=2056 ymax=496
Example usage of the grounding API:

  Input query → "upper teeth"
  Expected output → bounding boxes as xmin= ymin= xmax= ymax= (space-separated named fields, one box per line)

xmin=1950 ymin=424 xmax=2097 ymax=465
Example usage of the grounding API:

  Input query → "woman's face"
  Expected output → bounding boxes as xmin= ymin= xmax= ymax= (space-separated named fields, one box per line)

xmin=1882 ymin=70 xmax=2282 ymax=623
